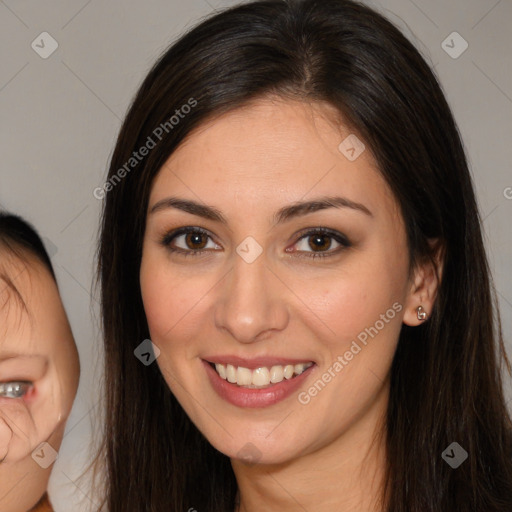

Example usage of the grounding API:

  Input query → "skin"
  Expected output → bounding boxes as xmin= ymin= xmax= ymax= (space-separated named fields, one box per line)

xmin=140 ymin=97 xmax=443 ymax=512
xmin=0 ymin=253 xmax=80 ymax=512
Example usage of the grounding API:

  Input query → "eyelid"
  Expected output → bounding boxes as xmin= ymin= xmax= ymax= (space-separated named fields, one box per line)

xmin=293 ymin=226 xmax=351 ymax=246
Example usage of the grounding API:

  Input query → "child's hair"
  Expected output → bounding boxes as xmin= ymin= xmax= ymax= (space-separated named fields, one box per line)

xmin=0 ymin=211 xmax=57 ymax=312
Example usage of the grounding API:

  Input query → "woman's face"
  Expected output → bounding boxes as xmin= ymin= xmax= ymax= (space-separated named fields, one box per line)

xmin=140 ymin=98 xmax=430 ymax=465
xmin=0 ymin=254 xmax=79 ymax=466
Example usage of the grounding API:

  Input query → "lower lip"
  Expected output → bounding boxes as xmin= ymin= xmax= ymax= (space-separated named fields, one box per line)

xmin=202 ymin=360 xmax=316 ymax=408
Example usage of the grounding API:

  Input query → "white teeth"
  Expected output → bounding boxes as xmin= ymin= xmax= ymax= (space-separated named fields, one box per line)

xmin=237 ymin=366 xmax=252 ymax=386
xmin=252 ymin=367 xmax=270 ymax=386
xmin=283 ymin=365 xmax=294 ymax=379
xmin=294 ymin=363 xmax=306 ymax=375
xmin=215 ymin=363 xmax=226 ymax=379
xmin=270 ymin=365 xmax=284 ymax=383
xmin=211 ymin=362 xmax=313 ymax=388
xmin=226 ymin=364 xmax=237 ymax=383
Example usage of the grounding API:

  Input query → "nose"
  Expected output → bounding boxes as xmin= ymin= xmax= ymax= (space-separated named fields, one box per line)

xmin=214 ymin=251 xmax=289 ymax=344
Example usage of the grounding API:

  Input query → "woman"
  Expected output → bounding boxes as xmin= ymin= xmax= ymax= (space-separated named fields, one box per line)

xmin=0 ymin=212 xmax=80 ymax=511
xmin=95 ymin=0 xmax=512 ymax=510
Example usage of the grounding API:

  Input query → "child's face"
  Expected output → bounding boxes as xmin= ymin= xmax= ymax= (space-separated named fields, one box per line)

xmin=0 ymin=253 xmax=79 ymax=467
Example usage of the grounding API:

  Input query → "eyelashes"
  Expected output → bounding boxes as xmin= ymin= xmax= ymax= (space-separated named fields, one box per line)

xmin=0 ymin=381 xmax=33 ymax=399
xmin=159 ymin=226 xmax=352 ymax=260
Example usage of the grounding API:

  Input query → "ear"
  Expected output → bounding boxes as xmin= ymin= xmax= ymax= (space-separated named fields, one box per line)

xmin=402 ymin=238 xmax=444 ymax=326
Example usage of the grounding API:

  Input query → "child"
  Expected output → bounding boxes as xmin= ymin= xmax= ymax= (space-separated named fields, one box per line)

xmin=0 ymin=212 xmax=80 ymax=512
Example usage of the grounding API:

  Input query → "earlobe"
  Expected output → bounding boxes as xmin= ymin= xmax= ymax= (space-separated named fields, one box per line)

xmin=402 ymin=238 xmax=444 ymax=327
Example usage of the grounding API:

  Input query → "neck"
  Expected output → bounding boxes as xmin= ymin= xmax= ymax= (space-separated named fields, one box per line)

xmin=232 ymin=382 xmax=389 ymax=512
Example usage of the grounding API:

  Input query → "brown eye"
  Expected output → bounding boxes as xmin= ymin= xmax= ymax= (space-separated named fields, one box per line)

xmin=292 ymin=228 xmax=351 ymax=259
xmin=160 ymin=227 xmax=221 ymax=257
xmin=307 ymin=233 xmax=332 ymax=252
xmin=184 ymin=231 xmax=208 ymax=250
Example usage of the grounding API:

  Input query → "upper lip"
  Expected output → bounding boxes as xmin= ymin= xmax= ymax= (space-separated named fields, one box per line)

xmin=203 ymin=355 xmax=315 ymax=370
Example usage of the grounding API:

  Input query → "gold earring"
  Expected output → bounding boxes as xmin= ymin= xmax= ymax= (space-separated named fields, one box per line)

xmin=416 ymin=305 xmax=428 ymax=321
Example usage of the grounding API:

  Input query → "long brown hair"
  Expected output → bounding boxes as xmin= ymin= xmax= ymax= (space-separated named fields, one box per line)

xmin=95 ymin=0 xmax=512 ymax=510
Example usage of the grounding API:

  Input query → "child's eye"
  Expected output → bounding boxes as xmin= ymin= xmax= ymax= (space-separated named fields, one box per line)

xmin=0 ymin=381 xmax=33 ymax=399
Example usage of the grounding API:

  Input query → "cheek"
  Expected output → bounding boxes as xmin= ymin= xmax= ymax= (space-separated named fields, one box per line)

xmin=140 ymin=251 xmax=173 ymax=337
xmin=140 ymin=253 xmax=208 ymax=349
xmin=140 ymin=281 xmax=174 ymax=338
xmin=0 ymin=398 xmax=37 ymax=462
xmin=311 ymin=262 xmax=404 ymax=343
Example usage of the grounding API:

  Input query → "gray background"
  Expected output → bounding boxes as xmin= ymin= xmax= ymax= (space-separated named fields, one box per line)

xmin=0 ymin=0 xmax=511 ymax=510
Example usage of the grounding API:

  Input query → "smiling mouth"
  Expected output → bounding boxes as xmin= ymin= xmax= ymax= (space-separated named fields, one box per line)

xmin=207 ymin=361 xmax=314 ymax=389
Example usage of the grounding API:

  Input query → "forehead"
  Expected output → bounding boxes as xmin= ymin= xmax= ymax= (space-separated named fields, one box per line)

xmin=0 ymin=253 xmax=61 ymax=351
xmin=161 ymin=98 xmax=360 ymax=179
xmin=150 ymin=97 xmax=399 ymax=223
xmin=0 ymin=255 xmax=31 ymax=320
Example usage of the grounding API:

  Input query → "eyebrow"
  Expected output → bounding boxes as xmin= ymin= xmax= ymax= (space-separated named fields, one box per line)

xmin=149 ymin=195 xmax=373 ymax=226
